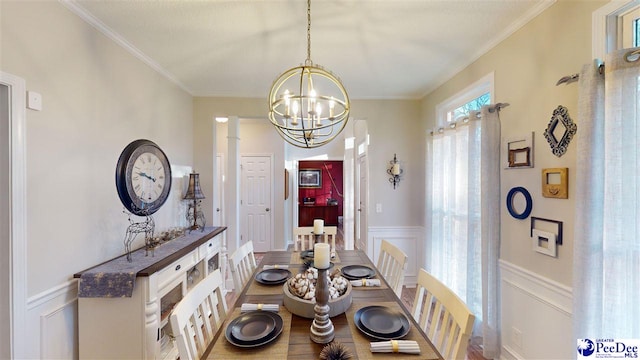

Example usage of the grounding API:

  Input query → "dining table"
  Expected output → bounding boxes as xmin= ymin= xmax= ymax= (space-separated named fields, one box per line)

xmin=203 ymin=249 xmax=444 ymax=359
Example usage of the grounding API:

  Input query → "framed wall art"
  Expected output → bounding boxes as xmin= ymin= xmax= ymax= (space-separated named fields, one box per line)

xmin=543 ymin=105 xmax=577 ymax=157
xmin=542 ymin=168 xmax=568 ymax=199
xmin=532 ymin=229 xmax=557 ymax=257
xmin=530 ymin=216 xmax=563 ymax=245
xmin=506 ymin=186 xmax=533 ymax=219
xmin=502 ymin=132 xmax=534 ymax=169
xmin=299 ymin=169 xmax=322 ymax=188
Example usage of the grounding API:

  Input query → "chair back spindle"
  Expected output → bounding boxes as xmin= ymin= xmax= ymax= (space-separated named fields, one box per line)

xmin=376 ymin=239 xmax=408 ymax=297
xmin=229 ymin=241 xmax=257 ymax=291
xmin=411 ymin=268 xmax=475 ymax=360
xmin=169 ymin=269 xmax=227 ymax=360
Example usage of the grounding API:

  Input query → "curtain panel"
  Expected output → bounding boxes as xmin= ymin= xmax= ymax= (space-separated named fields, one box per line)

xmin=426 ymin=106 xmax=501 ymax=358
xmin=573 ymin=47 xmax=640 ymax=341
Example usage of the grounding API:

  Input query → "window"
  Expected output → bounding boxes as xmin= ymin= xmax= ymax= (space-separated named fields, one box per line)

xmin=427 ymin=72 xmax=499 ymax=356
xmin=621 ymin=6 xmax=640 ymax=47
xmin=593 ymin=1 xmax=640 ymax=58
xmin=436 ymin=73 xmax=493 ymax=128
xmin=447 ymin=92 xmax=491 ymax=123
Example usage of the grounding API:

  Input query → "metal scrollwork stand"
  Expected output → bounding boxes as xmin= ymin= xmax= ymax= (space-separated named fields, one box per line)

xmin=123 ymin=207 xmax=157 ymax=262
xmin=186 ymin=200 xmax=206 ymax=233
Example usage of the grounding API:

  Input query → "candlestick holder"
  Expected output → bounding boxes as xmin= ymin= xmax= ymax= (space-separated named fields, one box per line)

xmin=312 ymin=231 xmax=324 ymax=245
xmin=310 ymin=266 xmax=335 ymax=344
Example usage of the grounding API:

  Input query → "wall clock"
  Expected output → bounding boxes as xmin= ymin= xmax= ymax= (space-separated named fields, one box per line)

xmin=116 ymin=139 xmax=172 ymax=216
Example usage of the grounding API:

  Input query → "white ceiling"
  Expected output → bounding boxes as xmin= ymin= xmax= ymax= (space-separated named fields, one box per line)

xmin=64 ymin=0 xmax=552 ymax=100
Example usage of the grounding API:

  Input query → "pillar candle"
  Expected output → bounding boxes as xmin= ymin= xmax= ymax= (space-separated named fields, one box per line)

xmin=314 ymin=243 xmax=330 ymax=269
xmin=313 ymin=219 xmax=324 ymax=234
xmin=392 ymin=163 xmax=400 ymax=175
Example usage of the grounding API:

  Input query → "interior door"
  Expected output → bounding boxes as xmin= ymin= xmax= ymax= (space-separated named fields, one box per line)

xmin=356 ymin=154 xmax=368 ymax=253
xmin=240 ymin=156 xmax=273 ymax=252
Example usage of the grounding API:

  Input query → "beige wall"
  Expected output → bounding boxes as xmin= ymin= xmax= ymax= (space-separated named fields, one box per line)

xmin=421 ymin=0 xmax=605 ymax=286
xmin=192 ymin=97 xmax=426 ymax=243
xmin=1 ymin=0 xmax=193 ymax=296
xmin=421 ymin=2 xmax=607 ymax=358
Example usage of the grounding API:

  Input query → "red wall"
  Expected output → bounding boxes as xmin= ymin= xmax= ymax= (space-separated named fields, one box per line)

xmin=298 ymin=160 xmax=343 ymax=216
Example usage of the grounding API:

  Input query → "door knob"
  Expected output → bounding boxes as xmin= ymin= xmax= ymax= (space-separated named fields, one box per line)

xmin=266 ymin=208 xmax=270 ymax=212
xmin=357 ymin=208 xmax=362 ymax=212
xmin=216 ymin=208 xmax=220 ymax=212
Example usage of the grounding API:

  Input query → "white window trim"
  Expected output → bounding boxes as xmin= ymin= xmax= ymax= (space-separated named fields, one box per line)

xmin=592 ymin=0 xmax=640 ymax=59
xmin=435 ymin=72 xmax=494 ymax=128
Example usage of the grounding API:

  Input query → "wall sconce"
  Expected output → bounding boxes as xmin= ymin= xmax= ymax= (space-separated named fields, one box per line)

xmin=387 ymin=153 xmax=403 ymax=189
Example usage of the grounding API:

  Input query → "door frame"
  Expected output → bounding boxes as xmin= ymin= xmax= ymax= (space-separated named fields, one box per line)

xmin=1 ymin=71 xmax=27 ymax=359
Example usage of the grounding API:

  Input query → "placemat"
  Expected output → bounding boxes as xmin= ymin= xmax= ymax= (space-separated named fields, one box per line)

xmin=289 ymin=251 xmax=341 ymax=265
xmin=207 ymin=306 xmax=292 ymax=359
xmin=246 ymin=279 xmax=288 ymax=296
xmin=345 ymin=302 xmax=441 ymax=359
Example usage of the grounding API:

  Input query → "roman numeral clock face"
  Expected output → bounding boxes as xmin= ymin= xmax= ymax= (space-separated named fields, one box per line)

xmin=116 ymin=139 xmax=172 ymax=216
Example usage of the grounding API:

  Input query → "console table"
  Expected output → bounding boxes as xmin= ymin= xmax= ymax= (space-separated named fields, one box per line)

xmin=74 ymin=226 xmax=226 ymax=360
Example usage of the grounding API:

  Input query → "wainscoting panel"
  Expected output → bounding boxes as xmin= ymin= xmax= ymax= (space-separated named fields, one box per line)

xmin=368 ymin=226 xmax=424 ymax=287
xmin=26 ymin=280 xmax=78 ymax=359
xmin=499 ymin=260 xmax=573 ymax=360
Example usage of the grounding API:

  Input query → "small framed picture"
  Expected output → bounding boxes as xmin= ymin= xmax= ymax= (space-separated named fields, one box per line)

xmin=299 ymin=169 xmax=322 ymax=188
xmin=503 ymin=132 xmax=534 ymax=169
xmin=532 ymin=228 xmax=557 ymax=257
xmin=542 ymin=168 xmax=568 ymax=199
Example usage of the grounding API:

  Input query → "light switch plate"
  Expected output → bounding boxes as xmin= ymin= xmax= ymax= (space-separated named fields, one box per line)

xmin=27 ymin=91 xmax=42 ymax=111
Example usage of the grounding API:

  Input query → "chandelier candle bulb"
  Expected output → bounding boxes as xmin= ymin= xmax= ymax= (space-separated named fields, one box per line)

xmin=314 ymin=219 xmax=324 ymax=234
xmin=314 ymin=243 xmax=330 ymax=269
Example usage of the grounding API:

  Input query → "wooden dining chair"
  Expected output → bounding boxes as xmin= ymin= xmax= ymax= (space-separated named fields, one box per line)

xmin=411 ymin=268 xmax=475 ymax=360
xmin=228 ymin=240 xmax=257 ymax=291
xmin=376 ymin=239 xmax=408 ymax=297
xmin=294 ymin=226 xmax=338 ymax=254
xmin=323 ymin=226 xmax=337 ymax=254
xmin=169 ymin=269 xmax=227 ymax=360
xmin=293 ymin=226 xmax=314 ymax=251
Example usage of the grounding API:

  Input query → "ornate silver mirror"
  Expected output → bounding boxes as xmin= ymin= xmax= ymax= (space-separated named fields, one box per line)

xmin=543 ymin=105 xmax=577 ymax=157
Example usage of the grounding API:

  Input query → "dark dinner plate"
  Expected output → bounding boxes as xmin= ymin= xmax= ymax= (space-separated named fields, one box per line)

xmin=231 ymin=311 xmax=277 ymax=341
xmin=354 ymin=305 xmax=410 ymax=340
xmin=255 ymin=268 xmax=292 ymax=285
xmin=303 ymin=261 xmax=335 ymax=270
xmin=225 ymin=311 xmax=284 ymax=348
xmin=341 ymin=265 xmax=376 ymax=280
xmin=300 ymin=250 xmax=314 ymax=260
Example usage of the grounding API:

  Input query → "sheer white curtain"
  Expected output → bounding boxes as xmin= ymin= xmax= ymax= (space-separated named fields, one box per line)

xmin=426 ymin=105 xmax=501 ymax=358
xmin=574 ymin=47 xmax=640 ymax=340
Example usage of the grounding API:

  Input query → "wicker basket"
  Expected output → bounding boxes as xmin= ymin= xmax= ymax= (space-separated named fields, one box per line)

xmin=283 ymin=281 xmax=352 ymax=319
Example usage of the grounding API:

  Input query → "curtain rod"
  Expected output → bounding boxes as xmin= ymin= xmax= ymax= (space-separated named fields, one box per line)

xmin=429 ymin=103 xmax=509 ymax=135
xmin=556 ymin=48 xmax=640 ymax=86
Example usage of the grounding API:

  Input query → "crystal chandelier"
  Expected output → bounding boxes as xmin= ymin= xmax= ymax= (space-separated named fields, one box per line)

xmin=268 ymin=0 xmax=350 ymax=148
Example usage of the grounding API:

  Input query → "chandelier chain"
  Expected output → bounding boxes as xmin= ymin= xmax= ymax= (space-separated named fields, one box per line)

xmin=306 ymin=0 xmax=312 ymax=65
